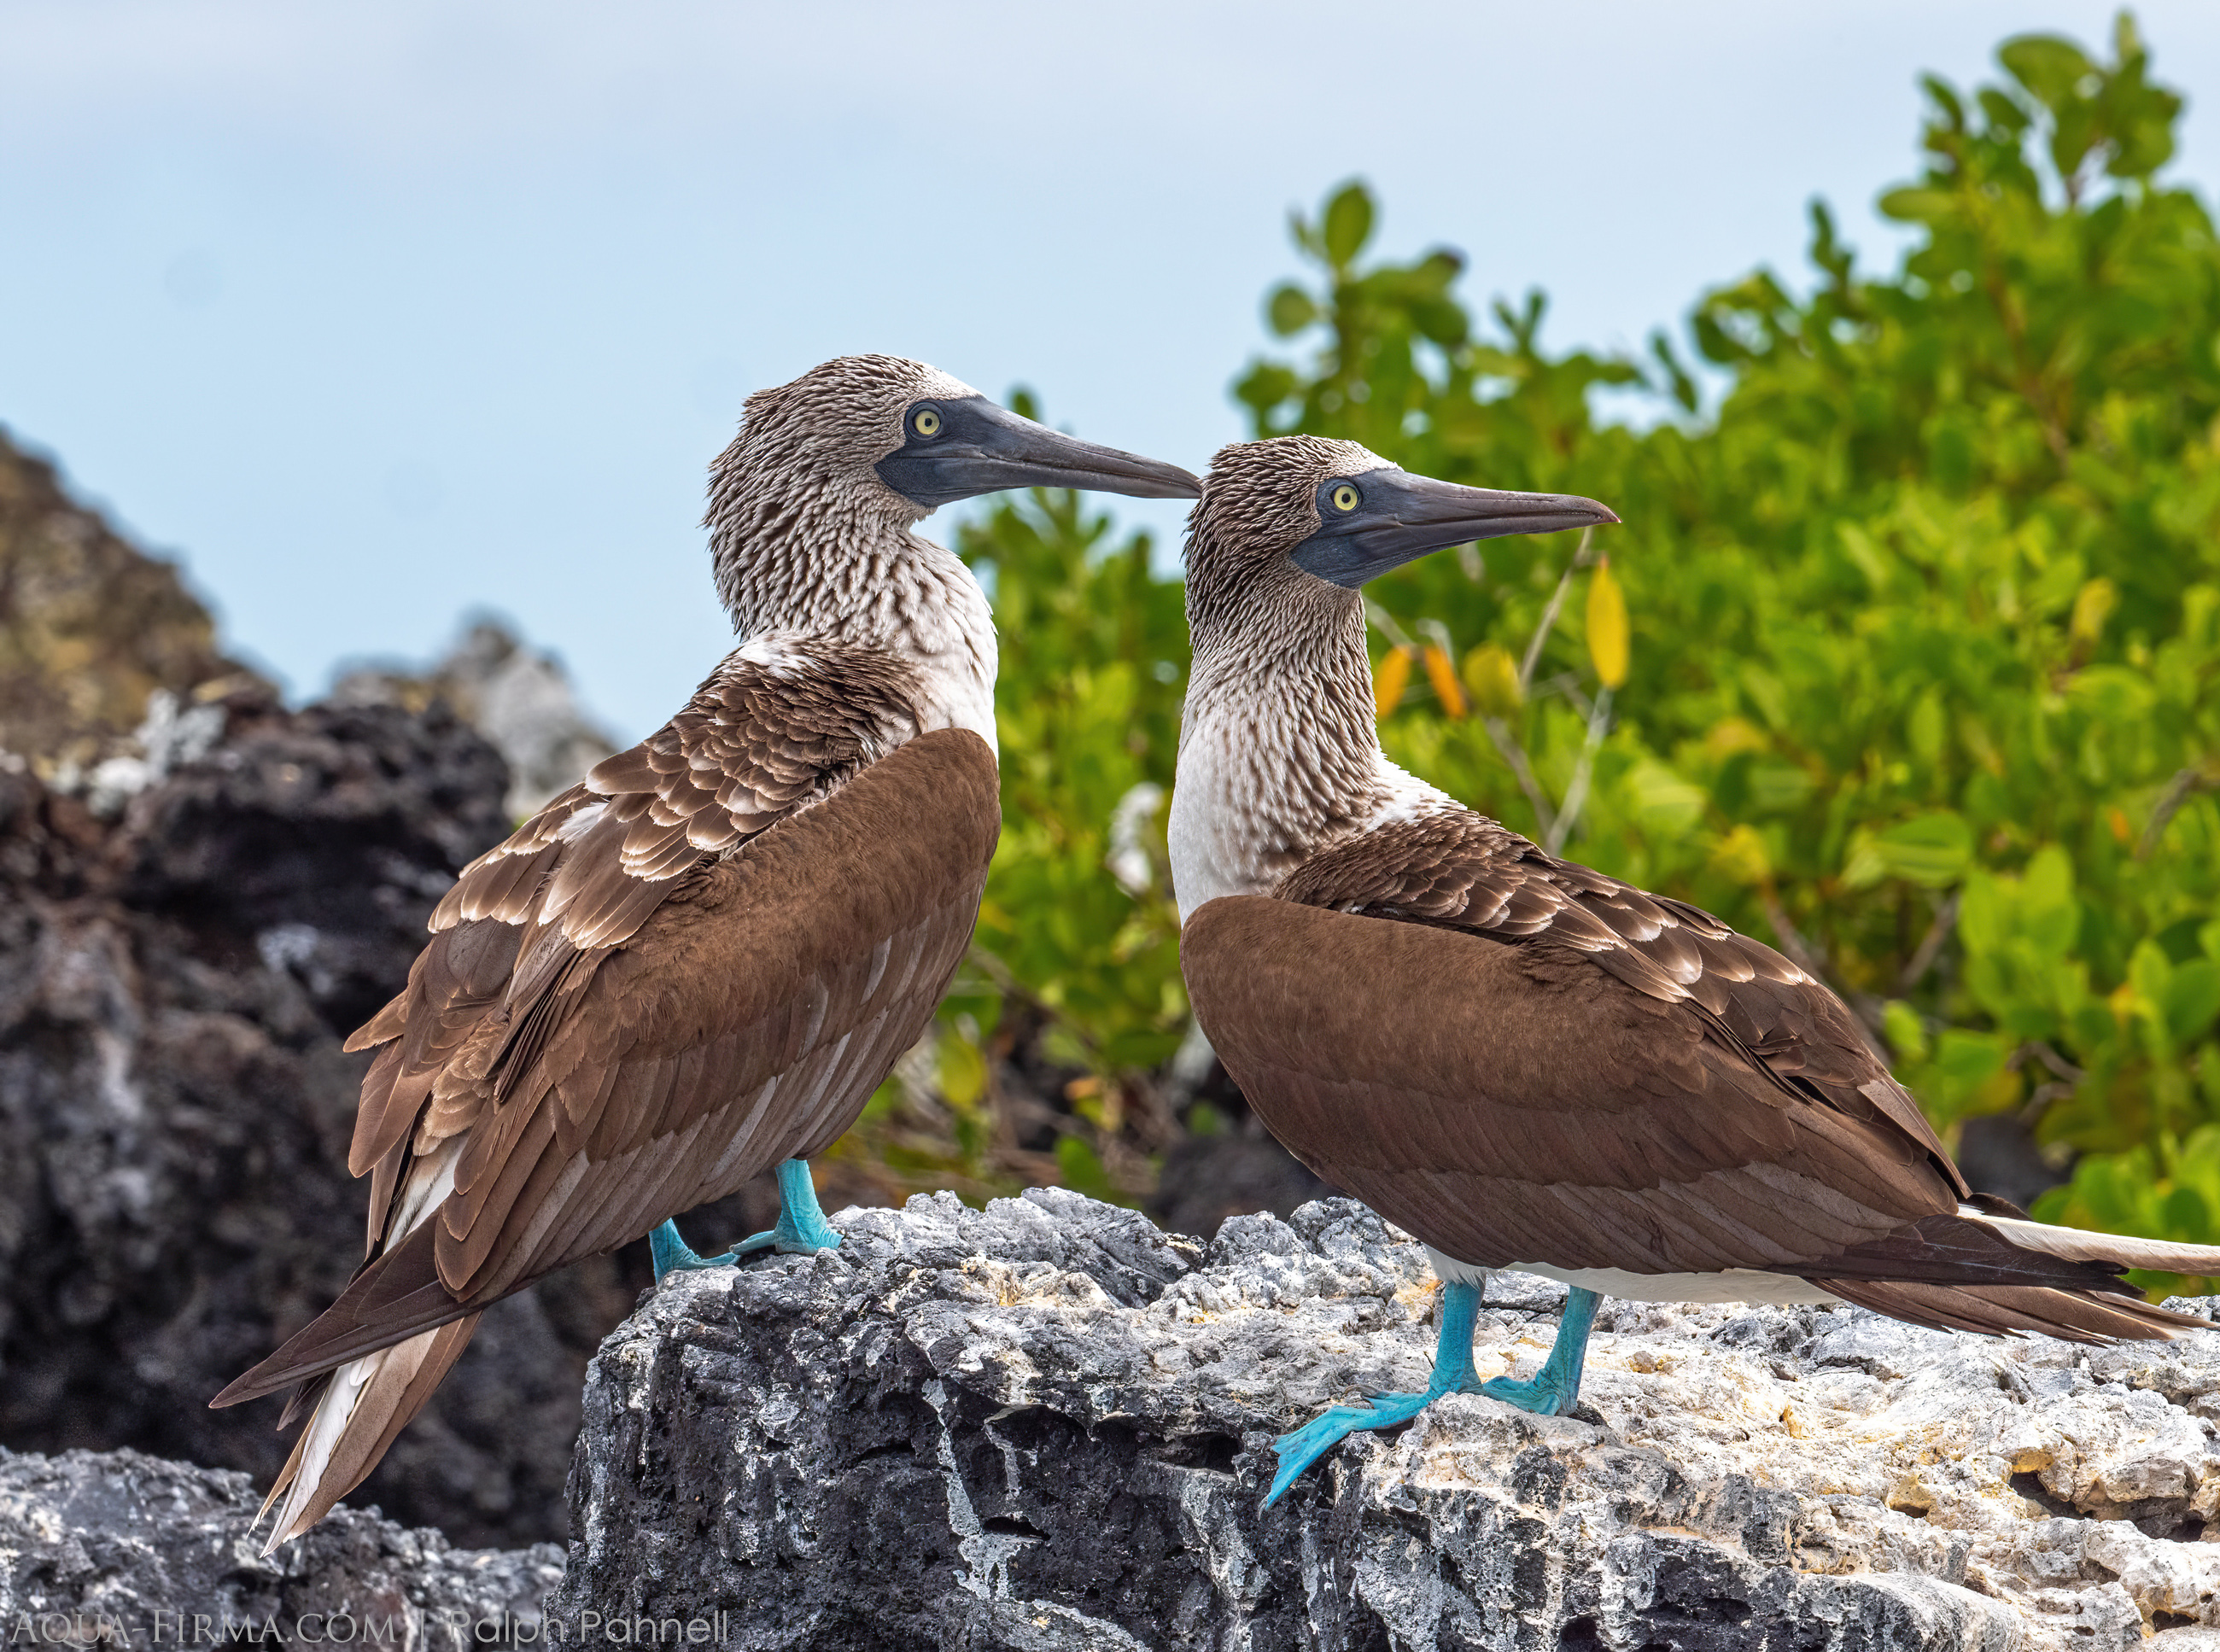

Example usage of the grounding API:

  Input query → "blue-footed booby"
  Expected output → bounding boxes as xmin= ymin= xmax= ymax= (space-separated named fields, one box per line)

xmin=213 ymin=355 xmax=1199 ymax=1545
xmin=1168 ymin=435 xmax=2220 ymax=1507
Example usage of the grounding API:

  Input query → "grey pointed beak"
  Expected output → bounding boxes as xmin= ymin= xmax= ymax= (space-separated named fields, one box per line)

xmin=1291 ymin=470 xmax=1620 ymax=588
xmin=877 ymin=396 xmax=1199 ymax=510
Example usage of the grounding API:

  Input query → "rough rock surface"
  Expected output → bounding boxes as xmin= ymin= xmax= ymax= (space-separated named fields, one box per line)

xmin=0 ymin=428 xmax=264 ymax=774
xmin=0 ymin=1446 xmax=560 ymax=1645
xmin=0 ymin=701 xmax=650 ymax=1547
xmin=330 ymin=620 xmax=617 ymax=820
xmin=553 ymin=1188 xmax=2220 ymax=1651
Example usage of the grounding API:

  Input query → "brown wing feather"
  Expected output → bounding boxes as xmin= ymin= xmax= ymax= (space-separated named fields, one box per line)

xmin=1276 ymin=812 xmax=1964 ymax=1194
xmin=1183 ymin=896 xmax=1955 ymax=1278
xmin=339 ymin=649 xmax=925 ymax=1222
xmin=216 ymin=721 xmax=997 ymax=1408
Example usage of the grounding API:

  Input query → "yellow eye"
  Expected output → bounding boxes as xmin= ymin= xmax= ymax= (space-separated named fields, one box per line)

xmin=913 ymin=408 xmax=943 ymax=437
xmin=1329 ymin=483 xmax=1360 ymax=512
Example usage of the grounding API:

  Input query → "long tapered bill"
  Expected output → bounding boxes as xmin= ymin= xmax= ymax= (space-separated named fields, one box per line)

xmin=1293 ymin=470 xmax=1620 ymax=587
xmin=877 ymin=397 xmax=1198 ymax=509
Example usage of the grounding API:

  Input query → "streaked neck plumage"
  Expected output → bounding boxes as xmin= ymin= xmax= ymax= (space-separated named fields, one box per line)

xmin=706 ymin=446 xmax=998 ymax=754
xmin=1170 ymin=571 xmax=1450 ymax=921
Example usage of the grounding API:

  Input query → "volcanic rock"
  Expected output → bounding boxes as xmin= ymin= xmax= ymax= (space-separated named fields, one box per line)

xmin=0 ymin=1445 xmax=561 ymax=1645
xmin=330 ymin=620 xmax=618 ymax=820
xmin=0 ymin=700 xmax=639 ymax=1549
xmin=0 ymin=428 xmax=263 ymax=774
xmin=552 ymin=1188 xmax=2220 ymax=1651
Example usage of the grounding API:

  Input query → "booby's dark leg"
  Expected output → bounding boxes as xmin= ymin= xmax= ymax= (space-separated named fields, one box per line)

xmin=731 ymin=1159 xmax=844 ymax=1257
xmin=1267 ymin=1280 xmax=1488 ymax=1505
xmin=1480 ymin=1287 xmax=1603 ymax=1416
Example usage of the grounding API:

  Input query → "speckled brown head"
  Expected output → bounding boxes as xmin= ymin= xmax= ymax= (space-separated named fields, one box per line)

xmin=706 ymin=354 xmax=1196 ymax=638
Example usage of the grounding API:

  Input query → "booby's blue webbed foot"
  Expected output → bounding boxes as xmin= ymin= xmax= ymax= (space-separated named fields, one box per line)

xmin=729 ymin=1158 xmax=844 ymax=1258
xmin=648 ymin=1220 xmax=735 ymax=1279
xmin=1267 ymin=1281 xmax=1490 ymax=1506
xmin=1267 ymin=1283 xmax=1610 ymax=1503
xmin=649 ymin=1162 xmax=840 ymax=1280
xmin=1268 ymin=1389 xmax=1445 ymax=1504
xmin=1479 ymin=1286 xmax=1603 ymax=1417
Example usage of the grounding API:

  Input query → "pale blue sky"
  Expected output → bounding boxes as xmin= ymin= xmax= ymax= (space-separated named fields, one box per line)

xmin=4 ymin=1 xmax=2215 ymax=740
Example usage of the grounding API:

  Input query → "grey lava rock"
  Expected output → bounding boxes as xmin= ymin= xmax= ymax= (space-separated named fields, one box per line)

xmin=552 ymin=1188 xmax=2220 ymax=1651
xmin=0 ymin=1446 xmax=559 ymax=1645
xmin=0 ymin=702 xmax=645 ymax=1548
xmin=329 ymin=619 xmax=617 ymax=820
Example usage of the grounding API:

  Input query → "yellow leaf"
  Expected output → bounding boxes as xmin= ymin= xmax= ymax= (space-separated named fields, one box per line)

xmin=1373 ymin=646 xmax=1412 ymax=718
xmin=2070 ymin=577 xmax=2118 ymax=647
xmin=1461 ymin=643 xmax=1522 ymax=718
xmin=1708 ymin=823 xmax=1772 ymax=886
xmin=1586 ymin=557 xmax=1630 ymax=688
xmin=938 ymin=1031 xmax=987 ymax=1112
xmin=1703 ymin=717 xmax=1768 ymax=761
xmin=1421 ymin=644 xmax=1466 ymax=717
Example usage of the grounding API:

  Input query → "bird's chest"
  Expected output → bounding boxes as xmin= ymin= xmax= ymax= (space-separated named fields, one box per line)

xmin=907 ymin=649 xmax=998 ymax=757
xmin=1169 ymin=729 xmax=1345 ymax=919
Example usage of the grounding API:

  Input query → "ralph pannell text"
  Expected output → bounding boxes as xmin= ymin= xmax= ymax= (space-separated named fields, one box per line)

xmin=7 ymin=1612 xmax=733 ymax=1648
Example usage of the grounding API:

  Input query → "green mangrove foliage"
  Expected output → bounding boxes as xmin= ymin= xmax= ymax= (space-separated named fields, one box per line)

xmin=840 ymin=17 xmax=2220 ymax=1286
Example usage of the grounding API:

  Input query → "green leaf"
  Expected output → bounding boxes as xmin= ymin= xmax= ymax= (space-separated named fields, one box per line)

xmin=1322 ymin=182 xmax=1375 ymax=269
xmin=938 ymin=1030 xmax=988 ymax=1111
xmin=1884 ymin=1000 xmax=1931 ymax=1064
xmin=2164 ymin=960 xmax=2220 ymax=1046
xmin=1872 ymin=812 xmax=1975 ymax=888
xmin=1266 ymin=284 xmax=1319 ymax=338
xmin=1998 ymin=35 xmax=2094 ymax=114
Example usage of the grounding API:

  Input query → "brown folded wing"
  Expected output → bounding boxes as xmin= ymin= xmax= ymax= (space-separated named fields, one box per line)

xmin=1183 ymin=892 xmax=1955 ymax=1275
xmin=1275 ymin=812 xmax=1961 ymax=1190
xmin=217 ymin=698 xmax=998 ymax=1406
xmin=1188 ymin=811 xmax=2191 ymax=1334
xmin=1196 ymin=810 xmax=2069 ymax=1270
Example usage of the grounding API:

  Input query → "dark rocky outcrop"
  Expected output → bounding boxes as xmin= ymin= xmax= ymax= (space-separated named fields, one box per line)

xmin=0 ymin=1446 xmax=562 ymax=1644
xmin=0 ymin=700 xmax=649 ymax=1549
xmin=329 ymin=621 xmax=618 ymax=820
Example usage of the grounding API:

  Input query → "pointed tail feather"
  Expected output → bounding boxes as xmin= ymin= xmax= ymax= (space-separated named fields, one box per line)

xmin=213 ymin=1221 xmax=478 ymax=1407
xmin=1813 ymin=1277 xmax=2207 ymax=1344
xmin=256 ymin=1314 xmax=481 ymax=1552
xmin=1966 ymin=1209 xmax=2220 ymax=1279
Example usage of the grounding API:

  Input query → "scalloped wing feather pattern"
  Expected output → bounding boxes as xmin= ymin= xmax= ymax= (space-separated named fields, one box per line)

xmin=1189 ymin=807 xmax=2205 ymax=1344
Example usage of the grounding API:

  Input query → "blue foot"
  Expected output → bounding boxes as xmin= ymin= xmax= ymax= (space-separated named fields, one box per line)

xmin=1479 ymin=1287 xmax=1602 ymax=1417
xmin=1267 ymin=1281 xmax=1488 ymax=1506
xmin=649 ymin=1162 xmax=841 ymax=1281
xmin=1267 ymin=1283 xmax=1610 ymax=1504
xmin=1268 ymin=1389 xmax=1440 ymax=1504
xmin=649 ymin=1219 xmax=734 ymax=1280
xmin=727 ymin=1159 xmax=844 ymax=1258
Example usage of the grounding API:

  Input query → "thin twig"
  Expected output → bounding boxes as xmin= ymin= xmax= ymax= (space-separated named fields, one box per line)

xmin=2138 ymin=766 xmax=2216 ymax=860
xmin=2008 ymin=1040 xmax=2085 ymax=1085
xmin=1482 ymin=715 xmax=1557 ymax=837
xmin=1756 ymin=889 xmax=1828 ymax=981
xmin=1543 ymin=687 xmax=1612 ymax=856
xmin=1516 ymin=528 xmax=1596 ymax=693
xmin=1534 ymin=669 xmax=1594 ymax=721
xmin=1897 ymin=890 xmax=1960 ymax=994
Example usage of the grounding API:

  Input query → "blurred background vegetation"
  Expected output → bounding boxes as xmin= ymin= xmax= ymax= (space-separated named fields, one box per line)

xmin=827 ymin=14 xmax=2220 ymax=1291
